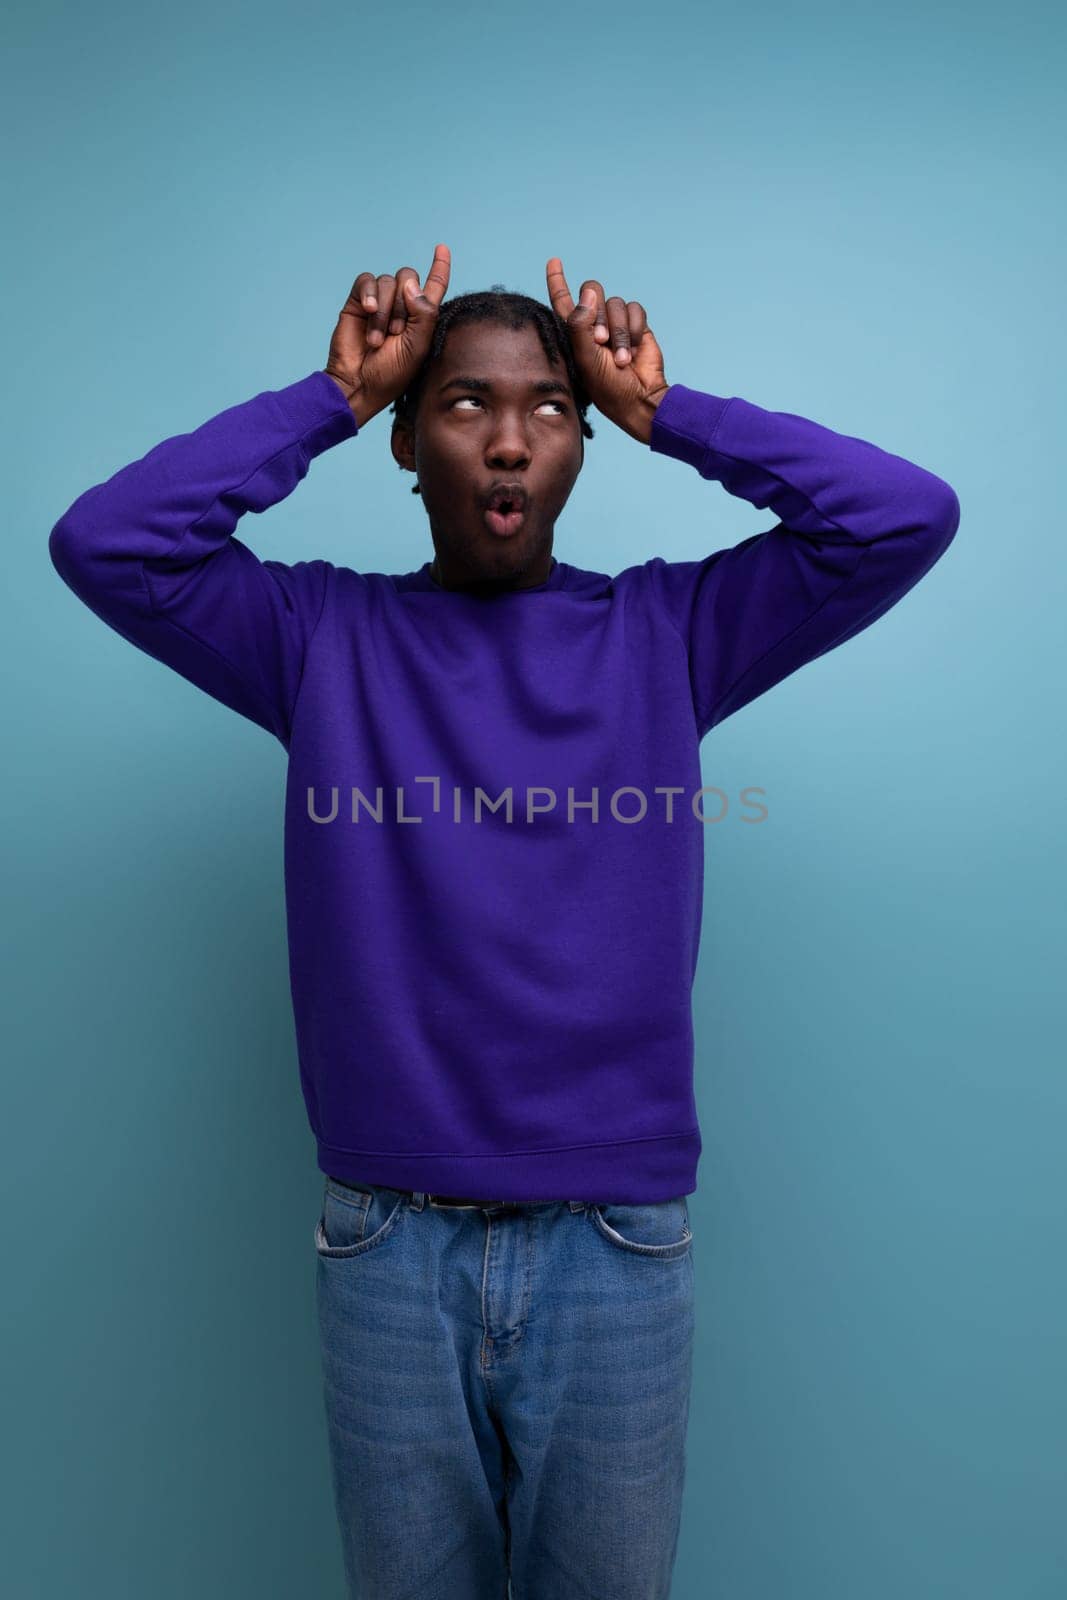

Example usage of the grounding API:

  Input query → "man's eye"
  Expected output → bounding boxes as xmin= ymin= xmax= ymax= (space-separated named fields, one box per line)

xmin=450 ymin=397 xmax=567 ymax=414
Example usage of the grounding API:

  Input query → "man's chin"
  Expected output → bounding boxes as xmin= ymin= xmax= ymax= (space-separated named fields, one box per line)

xmin=435 ymin=535 xmax=550 ymax=592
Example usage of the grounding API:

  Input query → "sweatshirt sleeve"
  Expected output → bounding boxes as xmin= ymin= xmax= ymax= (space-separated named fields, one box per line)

xmin=642 ymin=383 xmax=961 ymax=738
xmin=47 ymin=369 xmax=360 ymax=748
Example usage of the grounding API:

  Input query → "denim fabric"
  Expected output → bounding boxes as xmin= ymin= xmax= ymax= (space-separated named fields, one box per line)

xmin=315 ymin=1178 xmax=695 ymax=1599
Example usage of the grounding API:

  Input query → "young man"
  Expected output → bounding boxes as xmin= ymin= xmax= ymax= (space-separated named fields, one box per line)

xmin=49 ymin=243 xmax=960 ymax=1599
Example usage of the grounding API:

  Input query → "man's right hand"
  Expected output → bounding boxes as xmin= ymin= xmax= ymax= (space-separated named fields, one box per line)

xmin=323 ymin=244 xmax=452 ymax=428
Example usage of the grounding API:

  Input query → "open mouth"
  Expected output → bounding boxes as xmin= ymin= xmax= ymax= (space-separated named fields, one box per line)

xmin=483 ymin=487 xmax=528 ymax=538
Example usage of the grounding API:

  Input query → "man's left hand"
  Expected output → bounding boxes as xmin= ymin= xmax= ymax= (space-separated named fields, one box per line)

xmin=546 ymin=258 xmax=670 ymax=444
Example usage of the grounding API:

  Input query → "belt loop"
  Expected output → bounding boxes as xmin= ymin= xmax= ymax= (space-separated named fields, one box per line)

xmin=410 ymin=1191 xmax=426 ymax=1211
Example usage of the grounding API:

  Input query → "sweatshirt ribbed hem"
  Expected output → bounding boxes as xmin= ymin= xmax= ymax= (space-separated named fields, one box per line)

xmin=315 ymin=1128 xmax=701 ymax=1204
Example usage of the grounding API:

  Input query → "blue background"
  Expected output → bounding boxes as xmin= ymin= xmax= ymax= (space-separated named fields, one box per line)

xmin=3 ymin=0 xmax=1064 ymax=1594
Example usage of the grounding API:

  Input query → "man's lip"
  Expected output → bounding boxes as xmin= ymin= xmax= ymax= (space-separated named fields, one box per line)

xmin=483 ymin=505 xmax=527 ymax=537
xmin=483 ymin=487 xmax=529 ymax=512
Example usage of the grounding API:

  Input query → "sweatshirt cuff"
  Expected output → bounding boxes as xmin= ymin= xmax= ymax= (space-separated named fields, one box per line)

xmin=649 ymin=383 xmax=733 ymax=471
xmin=273 ymin=369 xmax=361 ymax=456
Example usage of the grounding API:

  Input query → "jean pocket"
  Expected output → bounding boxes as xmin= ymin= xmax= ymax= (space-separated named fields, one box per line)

xmin=590 ymin=1197 xmax=692 ymax=1258
xmin=314 ymin=1178 xmax=408 ymax=1259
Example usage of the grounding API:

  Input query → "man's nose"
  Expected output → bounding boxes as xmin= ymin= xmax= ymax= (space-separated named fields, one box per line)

xmin=485 ymin=418 xmax=531 ymax=463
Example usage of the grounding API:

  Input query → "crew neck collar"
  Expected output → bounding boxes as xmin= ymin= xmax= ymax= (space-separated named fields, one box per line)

xmin=414 ymin=557 xmax=565 ymax=594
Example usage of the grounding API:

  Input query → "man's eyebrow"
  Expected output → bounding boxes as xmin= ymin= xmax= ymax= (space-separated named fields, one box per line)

xmin=437 ymin=375 xmax=573 ymax=397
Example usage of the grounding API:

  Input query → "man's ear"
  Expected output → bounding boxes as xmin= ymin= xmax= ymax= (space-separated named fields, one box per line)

xmin=391 ymin=420 xmax=416 ymax=477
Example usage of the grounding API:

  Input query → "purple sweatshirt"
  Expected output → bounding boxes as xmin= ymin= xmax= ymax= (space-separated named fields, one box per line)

xmin=48 ymin=370 xmax=959 ymax=1202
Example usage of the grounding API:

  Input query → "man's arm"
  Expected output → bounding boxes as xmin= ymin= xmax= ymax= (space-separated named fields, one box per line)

xmin=47 ymin=370 xmax=359 ymax=747
xmin=641 ymin=384 xmax=961 ymax=736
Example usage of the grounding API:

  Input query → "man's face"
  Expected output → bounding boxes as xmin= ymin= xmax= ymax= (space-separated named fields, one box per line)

xmin=391 ymin=319 xmax=584 ymax=592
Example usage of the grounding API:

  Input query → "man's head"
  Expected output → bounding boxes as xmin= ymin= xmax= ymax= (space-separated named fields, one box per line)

xmin=389 ymin=287 xmax=595 ymax=593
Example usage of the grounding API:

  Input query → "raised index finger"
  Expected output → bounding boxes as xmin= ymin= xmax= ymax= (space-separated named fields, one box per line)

xmin=421 ymin=242 xmax=452 ymax=309
xmin=545 ymin=257 xmax=575 ymax=319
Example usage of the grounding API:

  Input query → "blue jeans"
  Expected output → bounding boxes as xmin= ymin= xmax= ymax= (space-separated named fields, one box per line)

xmin=315 ymin=1179 xmax=695 ymax=1600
